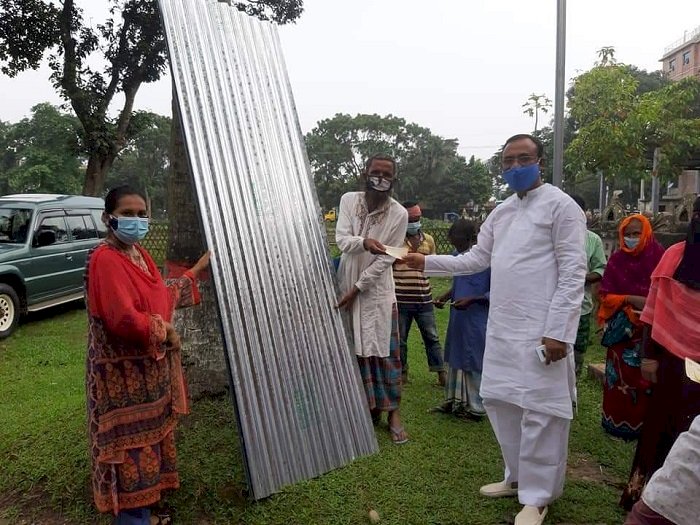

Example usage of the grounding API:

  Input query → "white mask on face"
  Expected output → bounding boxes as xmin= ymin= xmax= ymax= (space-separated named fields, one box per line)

xmin=367 ymin=176 xmax=392 ymax=192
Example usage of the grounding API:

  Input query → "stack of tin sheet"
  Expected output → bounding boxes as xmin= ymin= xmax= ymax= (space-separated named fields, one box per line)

xmin=158 ymin=0 xmax=378 ymax=500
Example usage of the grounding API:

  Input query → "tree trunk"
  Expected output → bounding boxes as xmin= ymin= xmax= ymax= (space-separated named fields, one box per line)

xmin=167 ymin=93 xmax=228 ymax=398
xmin=83 ymin=154 xmax=117 ymax=196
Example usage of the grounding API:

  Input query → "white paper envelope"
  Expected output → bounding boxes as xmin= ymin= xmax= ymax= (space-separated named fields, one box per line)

xmin=384 ymin=245 xmax=408 ymax=260
xmin=686 ymin=358 xmax=700 ymax=384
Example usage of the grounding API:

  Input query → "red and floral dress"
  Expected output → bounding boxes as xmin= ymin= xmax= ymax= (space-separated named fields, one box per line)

xmin=85 ymin=242 xmax=200 ymax=514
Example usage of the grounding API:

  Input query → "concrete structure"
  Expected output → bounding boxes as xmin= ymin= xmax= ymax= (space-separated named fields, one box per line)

xmin=639 ymin=171 xmax=700 ymax=216
xmin=661 ymin=25 xmax=700 ymax=81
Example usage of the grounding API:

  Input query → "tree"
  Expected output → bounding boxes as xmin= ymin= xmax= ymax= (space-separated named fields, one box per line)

xmin=522 ymin=93 xmax=552 ymax=133
xmin=596 ymin=46 xmax=617 ymax=66
xmin=0 ymin=103 xmax=84 ymax=195
xmin=0 ymin=0 xmax=304 ymax=196
xmin=565 ymin=63 xmax=643 ymax=185
xmin=428 ymin=156 xmax=492 ymax=215
xmin=631 ymin=77 xmax=700 ymax=182
xmin=0 ymin=0 xmax=166 ymax=195
xmin=305 ymin=113 xmax=491 ymax=216
xmin=107 ymin=112 xmax=171 ymax=218
xmin=0 ymin=120 xmax=14 ymax=195
xmin=565 ymin=53 xmax=700 ymax=212
xmin=626 ymin=65 xmax=670 ymax=95
xmin=304 ymin=113 xmax=410 ymax=210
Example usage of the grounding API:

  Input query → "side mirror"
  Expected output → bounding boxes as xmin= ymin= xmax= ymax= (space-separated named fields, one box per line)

xmin=34 ymin=230 xmax=57 ymax=248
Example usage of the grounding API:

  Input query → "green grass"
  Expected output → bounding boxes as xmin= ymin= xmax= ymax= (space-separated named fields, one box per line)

xmin=0 ymin=284 xmax=633 ymax=524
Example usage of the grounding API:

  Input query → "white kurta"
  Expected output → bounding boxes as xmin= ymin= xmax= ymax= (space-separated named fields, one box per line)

xmin=336 ymin=192 xmax=408 ymax=358
xmin=425 ymin=184 xmax=586 ymax=419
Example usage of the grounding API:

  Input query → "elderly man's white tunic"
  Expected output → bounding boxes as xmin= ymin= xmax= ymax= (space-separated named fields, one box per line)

xmin=336 ymin=191 xmax=408 ymax=358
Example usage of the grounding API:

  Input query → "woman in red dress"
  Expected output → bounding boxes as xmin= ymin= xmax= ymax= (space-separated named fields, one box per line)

xmin=598 ymin=214 xmax=664 ymax=440
xmin=85 ymin=185 xmax=209 ymax=524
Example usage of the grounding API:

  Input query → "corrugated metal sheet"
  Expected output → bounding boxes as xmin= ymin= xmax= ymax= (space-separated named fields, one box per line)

xmin=158 ymin=0 xmax=378 ymax=500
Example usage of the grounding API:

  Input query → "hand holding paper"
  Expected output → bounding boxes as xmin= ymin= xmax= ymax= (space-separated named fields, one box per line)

xmin=383 ymin=245 xmax=408 ymax=260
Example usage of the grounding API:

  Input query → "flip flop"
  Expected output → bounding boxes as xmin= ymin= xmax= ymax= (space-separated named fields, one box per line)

xmin=152 ymin=513 xmax=173 ymax=525
xmin=389 ymin=425 xmax=409 ymax=445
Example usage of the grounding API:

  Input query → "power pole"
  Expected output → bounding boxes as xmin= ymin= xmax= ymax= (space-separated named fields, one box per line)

xmin=553 ymin=0 xmax=567 ymax=188
xmin=651 ymin=147 xmax=661 ymax=214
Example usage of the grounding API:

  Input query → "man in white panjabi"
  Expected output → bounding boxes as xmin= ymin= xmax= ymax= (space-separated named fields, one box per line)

xmin=336 ymin=154 xmax=409 ymax=445
xmin=405 ymin=134 xmax=586 ymax=525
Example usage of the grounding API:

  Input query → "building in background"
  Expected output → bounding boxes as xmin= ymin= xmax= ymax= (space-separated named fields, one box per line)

xmin=661 ymin=25 xmax=700 ymax=81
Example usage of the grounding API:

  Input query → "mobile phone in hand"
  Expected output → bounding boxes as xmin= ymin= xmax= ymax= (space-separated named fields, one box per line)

xmin=535 ymin=344 xmax=547 ymax=363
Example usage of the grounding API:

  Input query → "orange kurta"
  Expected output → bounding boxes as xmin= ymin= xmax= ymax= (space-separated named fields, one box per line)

xmin=85 ymin=243 xmax=200 ymax=514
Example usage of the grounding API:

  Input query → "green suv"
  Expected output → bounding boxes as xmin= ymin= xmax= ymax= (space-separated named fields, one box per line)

xmin=0 ymin=194 xmax=106 ymax=338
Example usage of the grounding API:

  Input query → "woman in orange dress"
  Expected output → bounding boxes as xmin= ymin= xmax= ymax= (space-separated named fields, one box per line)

xmin=85 ymin=185 xmax=209 ymax=524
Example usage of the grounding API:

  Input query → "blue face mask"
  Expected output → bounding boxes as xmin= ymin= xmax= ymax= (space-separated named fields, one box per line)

xmin=502 ymin=163 xmax=540 ymax=192
xmin=406 ymin=222 xmax=421 ymax=236
xmin=109 ymin=216 xmax=150 ymax=245
xmin=624 ymin=236 xmax=640 ymax=250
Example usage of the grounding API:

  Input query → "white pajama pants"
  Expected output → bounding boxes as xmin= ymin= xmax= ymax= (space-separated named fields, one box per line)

xmin=483 ymin=398 xmax=571 ymax=507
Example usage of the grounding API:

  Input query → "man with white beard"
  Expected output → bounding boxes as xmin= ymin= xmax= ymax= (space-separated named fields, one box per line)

xmin=336 ymin=154 xmax=409 ymax=445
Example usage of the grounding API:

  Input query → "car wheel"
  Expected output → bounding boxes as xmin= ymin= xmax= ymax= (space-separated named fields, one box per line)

xmin=0 ymin=284 xmax=20 ymax=339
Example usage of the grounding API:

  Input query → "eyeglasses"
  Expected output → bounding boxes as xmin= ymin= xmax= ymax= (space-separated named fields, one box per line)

xmin=502 ymin=154 xmax=539 ymax=169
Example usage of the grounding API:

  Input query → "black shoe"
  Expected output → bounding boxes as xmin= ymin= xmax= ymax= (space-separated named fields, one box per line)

xmin=454 ymin=405 xmax=485 ymax=421
xmin=427 ymin=401 xmax=453 ymax=414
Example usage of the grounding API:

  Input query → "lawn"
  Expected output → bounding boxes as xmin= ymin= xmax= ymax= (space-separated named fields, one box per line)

xmin=0 ymin=282 xmax=634 ymax=525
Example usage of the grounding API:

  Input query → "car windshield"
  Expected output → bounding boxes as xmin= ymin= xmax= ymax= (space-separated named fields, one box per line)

xmin=0 ymin=208 xmax=33 ymax=244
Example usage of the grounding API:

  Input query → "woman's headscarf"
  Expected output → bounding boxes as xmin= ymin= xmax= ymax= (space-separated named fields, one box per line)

xmin=618 ymin=214 xmax=653 ymax=256
xmin=673 ymin=197 xmax=700 ymax=290
xmin=598 ymin=214 xmax=665 ymax=323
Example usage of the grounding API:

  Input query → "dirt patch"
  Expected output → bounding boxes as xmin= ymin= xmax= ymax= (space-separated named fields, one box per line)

xmin=567 ymin=453 xmax=624 ymax=489
xmin=0 ymin=487 xmax=105 ymax=525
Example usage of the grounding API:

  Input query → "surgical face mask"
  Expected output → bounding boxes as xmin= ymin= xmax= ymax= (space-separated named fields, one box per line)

xmin=109 ymin=215 xmax=150 ymax=245
xmin=406 ymin=222 xmax=421 ymax=236
xmin=366 ymin=176 xmax=392 ymax=192
xmin=502 ymin=162 xmax=540 ymax=192
xmin=624 ymin=236 xmax=640 ymax=250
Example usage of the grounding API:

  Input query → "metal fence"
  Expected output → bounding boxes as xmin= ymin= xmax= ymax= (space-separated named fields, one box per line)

xmin=428 ymin=228 xmax=453 ymax=254
xmin=141 ymin=222 xmax=168 ymax=266
xmin=145 ymin=224 xmax=455 ymax=263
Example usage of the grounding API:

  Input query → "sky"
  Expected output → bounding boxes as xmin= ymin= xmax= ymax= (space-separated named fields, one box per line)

xmin=1 ymin=0 xmax=699 ymax=160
